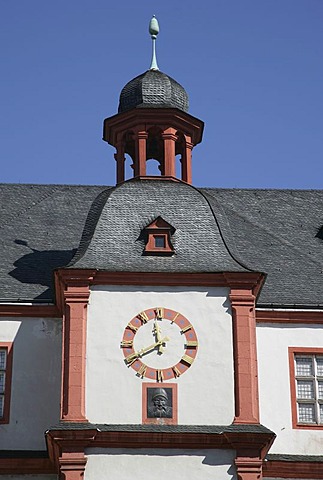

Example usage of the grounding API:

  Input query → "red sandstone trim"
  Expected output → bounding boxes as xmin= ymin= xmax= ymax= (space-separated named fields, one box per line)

xmin=59 ymin=451 xmax=87 ymax=480
xmin=54 ymin=269 xmax=264 ymax=427
xmin=142 ymin=382 xmax=178 ymax=425
xmin=230 ymin=289 xmax=260 ymax=424
xmin=0 ymin=304 xmax=60 ymax=318
xmin=56 ymin=270 xmax=264 ymax=290
xmin=257 ymin=310 xmax=323 ymax=324
xmin=46 ymin=427 xmax=274 ymax=479
xmin=103 ymin=108 xmax=204 ymax=184
xmin=143 ymin=217 xmax=175 ymax=255
xmin=46 ymin=427 xmax=274 ymax=451
xmin=289 ymin=346 xmax=323 ymax=430
xmin=55 ymin=271 xmax=93 ymax=422
xmin=263 ymin=459 xmax=323 ymax=478
xmin=0 ymin=342 xmax=13 ymax=424
xmin=226 ymin=431 xmax=275 ymax=480
xmin=0 ymin=457 xmax=55 ymax=475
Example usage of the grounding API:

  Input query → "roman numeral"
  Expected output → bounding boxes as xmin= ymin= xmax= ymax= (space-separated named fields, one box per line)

xmin=120 ymin=340 xmax=133 ymax=348
xmin=125 ymin=352 xmax=138 ymax=366
xmin=137 ymin=364 xmax=147 ymax=378
xmin=127 ymin=322 xmax=138 ymax=333
xmin=185 ymin=341 xmax=198 ymax=348
xmin=181 ymin=354 xmax=194 ymax=365
xmin=172 ymin=366 xmax=181 ymax=377
xmin=137 ymin=311 xmax=149 ymax=323
xmin=180 ymin=324 xmax=192 ymax=334
xmin=155 ymin=307 xmax=164 ymax=319
xmin=156 ymin=369 xmax=164 ymax=382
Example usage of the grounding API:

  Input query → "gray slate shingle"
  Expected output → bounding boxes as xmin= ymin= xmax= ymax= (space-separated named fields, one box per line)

xmin=0 ymin=181 xmax=322 ymax=307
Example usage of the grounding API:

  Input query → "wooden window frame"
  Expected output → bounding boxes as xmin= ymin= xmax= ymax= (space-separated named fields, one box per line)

xmin=289 ymin=347 xmax=323 ymax=430
xmin=0 ymin=342 xmax=13 ymax=424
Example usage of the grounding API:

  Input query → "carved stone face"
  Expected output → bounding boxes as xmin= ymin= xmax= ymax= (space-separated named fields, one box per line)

xmin=153 ymin=396 xmax=167 ymax=409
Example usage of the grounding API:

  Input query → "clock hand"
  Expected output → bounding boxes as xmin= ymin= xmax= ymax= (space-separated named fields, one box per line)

xmin=125 ymin=336 xmax=170 ymax=365
xmin=153 ymin=319 xmax=164 ymax=353
xmin=138 ymin=336 xmax=170 ymax=357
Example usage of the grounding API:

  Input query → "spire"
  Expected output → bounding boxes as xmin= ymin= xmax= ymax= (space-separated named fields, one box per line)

xmin=149 ymin=15 xmax=159 ymax=70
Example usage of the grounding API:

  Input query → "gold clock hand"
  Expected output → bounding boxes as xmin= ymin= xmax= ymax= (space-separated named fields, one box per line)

xmin=138 ymin=336 xmax=170 ymax=357
xmin=153 ymin=319 xmax=164 ymax=353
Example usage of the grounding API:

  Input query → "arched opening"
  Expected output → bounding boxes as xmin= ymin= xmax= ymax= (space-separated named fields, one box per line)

xmin=124 ymin=154 xmax=133 ymax=181
xmin=124 ymin=130 xmax=135 ymax=180
xmin=146 ymin=127 xmax=164 ymax=163
xmin=146 ymin=159 xmax=162 ymax=176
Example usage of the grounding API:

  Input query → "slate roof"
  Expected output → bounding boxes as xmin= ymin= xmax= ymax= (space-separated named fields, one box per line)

xmin=48 ymin=422 xmax=274 ymax=435
xmin=118 ymin=70 xmax=189 ymax=113
xmin=1 ymin=181 xmax=323 ymax=307
xmin=70 ymin=180 xmax=249 ymax=273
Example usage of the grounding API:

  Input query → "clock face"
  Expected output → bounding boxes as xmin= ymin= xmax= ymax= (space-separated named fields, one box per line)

xmin=120 ymin=307 xmax=198 ymax=382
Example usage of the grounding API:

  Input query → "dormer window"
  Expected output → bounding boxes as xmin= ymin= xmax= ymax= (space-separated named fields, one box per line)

xmin=142 ymin=217 xmax=175 ymax=256
xmin=154 ymin=235 xmax=166 ymax=248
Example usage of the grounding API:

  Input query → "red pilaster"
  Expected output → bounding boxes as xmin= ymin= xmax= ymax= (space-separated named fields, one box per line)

xmin=103 ymin=108 xmax=204 ymax=184
xmin=61 ymin=285 xmax=90 ymax=422
xmin=230 ymin=288 xmax=260 ymax=424
xmin=114 ymin=139 xmax=125 ymax=184
xmin=181 ymin=135 xmax=193 ymax=184
xmin=55 ymin=271 xmax=94 ymax=423
xmin=161 ymin=128 xmax=177 ymax=177
xmin=134 ymin=128 xmax=148 ymax=177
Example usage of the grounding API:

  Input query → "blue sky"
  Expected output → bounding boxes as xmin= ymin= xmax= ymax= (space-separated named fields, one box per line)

xmin=0 ymin=1 xmax=322 ymax=188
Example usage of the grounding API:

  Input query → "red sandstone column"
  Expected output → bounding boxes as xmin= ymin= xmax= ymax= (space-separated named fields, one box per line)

xmin=114 ymin=140 xmax=125 ymax=184
xmin=181 ymin=134 xmax=193 ymax=184
xmin=230 ymin=288 xmax=260 ymax=424
xmin=61 ymin=285 xmax=90 ymax=422
xmin=134 ymin=128 xmax=148 ymax=177
xmin=161 ymin=128 xmax=177 ymax=177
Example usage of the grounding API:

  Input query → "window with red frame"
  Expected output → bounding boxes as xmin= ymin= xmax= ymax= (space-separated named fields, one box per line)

xmin=0 ymin=343 xmax=13 ymax=423
xmin=290 ymin=348 xmax=323 ymax=427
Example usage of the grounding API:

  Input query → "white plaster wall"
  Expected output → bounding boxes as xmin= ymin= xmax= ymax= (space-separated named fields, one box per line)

xmin=257 ymin=322 xmax=323 ymax=454
xmin=0 ymin=317 xmax=62 ymax=449
xmin=86 ymin=286 xmax=234 ymax=425
xmin=84 ymin=448 xmax=236 ymax=480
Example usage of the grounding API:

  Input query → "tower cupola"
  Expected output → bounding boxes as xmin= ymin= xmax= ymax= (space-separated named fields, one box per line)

xmin=103 ymin=16 xmax=204 ymax=185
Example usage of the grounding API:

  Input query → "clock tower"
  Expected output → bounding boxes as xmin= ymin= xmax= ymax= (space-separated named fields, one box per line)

xmin=47 ymin=16 xmax=275 ymax=480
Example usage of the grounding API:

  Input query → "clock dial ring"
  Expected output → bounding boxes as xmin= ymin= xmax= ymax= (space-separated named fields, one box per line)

xmin=121 ymin=307 xmax=198 ymax=382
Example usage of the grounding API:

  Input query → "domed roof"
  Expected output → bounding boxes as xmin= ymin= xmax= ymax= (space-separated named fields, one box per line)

xmin=118 ymin=70 xmax=189 ymax=113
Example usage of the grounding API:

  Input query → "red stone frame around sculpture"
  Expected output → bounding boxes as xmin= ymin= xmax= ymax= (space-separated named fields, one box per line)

xmin=142 ymin=382 xmax=178 ymax=425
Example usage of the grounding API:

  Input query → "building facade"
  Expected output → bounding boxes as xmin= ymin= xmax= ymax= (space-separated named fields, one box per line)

xmin=1 ymin=18 xmax=323 ymax=480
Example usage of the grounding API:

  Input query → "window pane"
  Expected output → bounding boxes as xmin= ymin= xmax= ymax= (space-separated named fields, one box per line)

xmin=297 ymin=380 xmax=314 ymax=399
xmin=0 ymin=350 xmax=6 ymax=370
xmin=154 ymin=236 xmax=165 ymax=248
xmin=316 ymin=357 xmax=323 ymax=376
xmin=0 ymin=395 xmax=3 ymax=418
xmin=296 ymin=357 xmax=313 ymax=376
xmin=298 ymin=403 xmax=315 ymax=423
xmin=318 ymin=381 xmax=323 ymax=399
xmin=0 ymin=372 xmax=5 ymax=394
xmin=320 ymin=404 xmax=323 ymax=423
